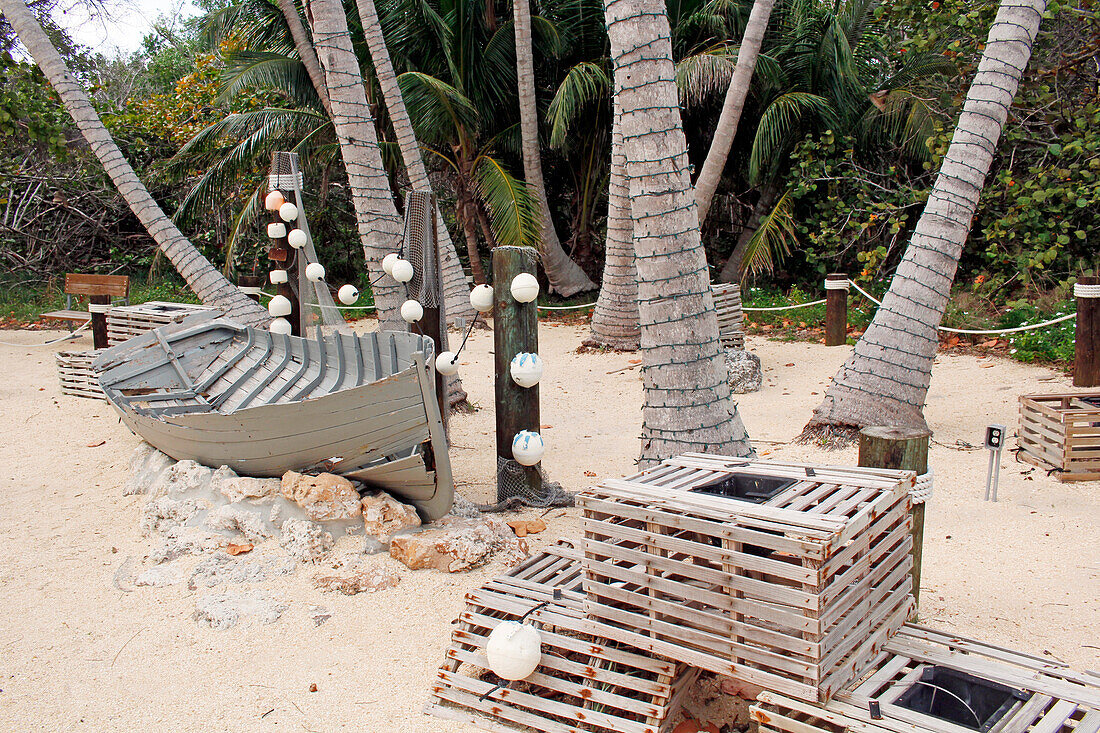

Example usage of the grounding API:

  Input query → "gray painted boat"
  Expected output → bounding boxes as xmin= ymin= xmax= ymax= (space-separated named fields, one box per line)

xmin=92 ymin=315 xmax=453 ymax=520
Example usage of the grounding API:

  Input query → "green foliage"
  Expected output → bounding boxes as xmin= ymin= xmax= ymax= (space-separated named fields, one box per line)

xmin=1001 ymin=302 xmax=1076 ymax=363
xmin=0 ymin=54 xmax=69 ymax=157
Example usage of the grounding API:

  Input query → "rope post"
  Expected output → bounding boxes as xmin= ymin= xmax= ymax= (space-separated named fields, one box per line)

xmin=88 ymin=296 xmax=109 ymax=349
xmin=237 ymin=275 xmax=262 ymax=303
xmin=858 ymin=426 xmax=929 ymax=615
xmin=493 ymin=246 xmax=542 ymax=502
xmin=824 ymin=274 xmax=849 ymax=346
xmin=267 ymin=195 xmax=300 ymax=336
xmin=1074 ymin=277 xmax=1099 ymax=387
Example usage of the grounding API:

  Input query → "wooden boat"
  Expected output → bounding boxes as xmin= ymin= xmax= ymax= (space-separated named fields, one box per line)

xmin=92 ymin=314 xmax=453 ymax=520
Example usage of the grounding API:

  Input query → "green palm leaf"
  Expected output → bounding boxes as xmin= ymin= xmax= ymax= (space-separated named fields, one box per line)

xmin=676 ymin=43 xmax=740 ymax=108
xmin=396 ymin=71 xmax=480 ymax=148
xmin=471 ymin=155 xmax=542 ymax=248
xmin=749 ymin=91 xmax=836 ymax=182
xmin=741 ymin=187 xmax=797 ymax=278
xmin=547 ymin=61 xmax=610 ymax=146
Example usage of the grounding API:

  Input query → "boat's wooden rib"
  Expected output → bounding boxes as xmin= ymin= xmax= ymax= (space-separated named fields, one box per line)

xmin=93 ymin=315 xmax=453 ymax=520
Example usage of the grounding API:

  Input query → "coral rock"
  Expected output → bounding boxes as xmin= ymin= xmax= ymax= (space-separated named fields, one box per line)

xmin=725 ymin=348 xmax=763 ymax=394
xmin=204 ymin=505 xmax=271 ymax=542
xmin=389 ymin=516 xmax=528 ymax=573
xmin=282 ymin=471 xmax=362 ymax=522
xmin=313 ymin=565 xmax=400 ymax=595
xmin=360 ymin=493 xmax=421 ymax=544
xmin=141 ymin=497 xmax=201 ymax=535
xmin=279 ymin=519 xmax=334 ymax=562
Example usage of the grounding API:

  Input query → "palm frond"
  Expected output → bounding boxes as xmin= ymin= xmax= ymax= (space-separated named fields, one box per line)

xmin=222 ymin=184 xmax=265 ymax=276
xmin=741 ymin=187 xmax=796 ymax=278
xmin=396 ymin=71 xmax=479 ymax=147
xmin=547 ymin=60 xmax=610 ymax=146
xmin=749 ymin=92 xmax=836 ymax=182
xmin=471 ymin=155 xmax=542 ymax=248
xmin=218 ymin=51 xmax=318 ymax=109
xmin=675 ymin=43 xmax=739 ymax=109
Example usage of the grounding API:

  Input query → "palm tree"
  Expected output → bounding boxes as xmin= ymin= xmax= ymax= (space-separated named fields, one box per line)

xmin=308 ymin=0 xmax=404 ymax=326
xmin=807 ymin=0 xmax=1047 ymax=433
xmin=274 ymin=0 xmax=332 ymax=114
xmin=693 ymin=0 xmax=777 ymax=224
xmin=0 ymin=0 xmax=270 ymax=325
xmin=513 ymin=0 xmax=596 ymax=296
xmin=603 ymin=0 xmax=753 ymax=463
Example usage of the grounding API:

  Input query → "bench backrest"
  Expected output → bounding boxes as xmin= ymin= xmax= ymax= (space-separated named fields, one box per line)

xmin=64 ymin=273 xmax=130 ymax=299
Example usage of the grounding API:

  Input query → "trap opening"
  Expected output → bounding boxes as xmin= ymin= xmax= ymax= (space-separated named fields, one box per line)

xmin=690 ymin=473 xmax=795 ymax=504
xmin=894 ymin=666 xmax=1029 ymax=731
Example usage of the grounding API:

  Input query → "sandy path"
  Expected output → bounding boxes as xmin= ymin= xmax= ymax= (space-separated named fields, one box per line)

xmin=0 ymin=324 xmax=1096 ymax=731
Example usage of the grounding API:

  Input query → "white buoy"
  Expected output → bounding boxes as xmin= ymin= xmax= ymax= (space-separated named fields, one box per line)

xmin=435 ymin=351 xmax=460 ymax=376
xmin=512 ymin=430 xmax=545 ymax=466
xmin=400 ymin=299 xmax=423 ymax=323
xmin=305 ymin=262 xmax=325 ymax=282
xmin=268 ymin=294 xmax=292 ymax=317
xmin=510 ymin=273 xmax=539 ymax=303
xmin=391 ymin=258 xmax=414 ymax=283
xmin=382 ymin=252 xmax=401 ymax=276
xmin=338 ymin=284 xmax=359 ymax=305
xmin=470 ymin=284 xmax=495 ymax=313
xmin=485 ymin=621 xmax=542 ymax=681
xmin=278 ymin=201 xmax=298 ymax=222
xmin=264 ymin=190 xmax=285 ymax=211
xmin=268 ymin=317 xmax=292 ymax=335
xmin=269 ymin=269 xmax=288 ymax=285
xmin=287 ymin=228 xmax=307 ymax=249
xmin=266 ymin=222 xmax=286 ymax=239
xmin=509 ymin=352 xmax=543 ymax=388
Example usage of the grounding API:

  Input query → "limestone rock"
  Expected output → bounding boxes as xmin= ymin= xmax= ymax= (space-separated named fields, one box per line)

xmin=148 ymin=527 xmax=224 ymax=563
xmin=309 ymin=605 xmax=332 ymax=626
xmin=141 ymin=497 xmax=201 ymax=535
xmin=204 ymin=505 xmax=271 ymax=542
xmin=279 ymin=519 xmax=334 ymax=562
xmin=725 ymin=348 xmax=762 ymax=394
xmin=313 ymin=565 xmax=400 ymax=595
xmin=360 ymin=493 xmax=421 ymax=544
xmin=134 ymin=563 xmax=185 ymax=587
xmin=449 ymin=493 xmax=481 ymax=519
xmin=282 ymin=471 xmax=362 ymax=522
xmin=193 ymin=592 xmax=288 ymax=630
xmin=389 ymin=516 xmax=528 ymax=573
xmin=213 ymin=467 xmax=281 ymax=504
xmin=162 ymin=460 xmax=216 ymax=498
xmin=126 ymin=443 xmax=175 ymax=496
xmin=189 ymin=554 xmax=296 ymax=589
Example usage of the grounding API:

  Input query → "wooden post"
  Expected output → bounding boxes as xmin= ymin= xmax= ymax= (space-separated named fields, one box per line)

xmin=493 ymin=246 xmax=541 ymax=502
xmin=238 ymin=275 xmax=262 ymax=303
xmin=419 ymin=196 xmax=448 ymax=431
xmin=89 ymin=294 xmax=109 ymax=349
xmin=858 ymin=426 xmax=929 ymax=612
xmin=268 ymin=190 xmax=300 ymax=336
xmin=824 ymin=274 xmax=848 ymax=346
xmin=1074 ymin=276 xmax=1099 ymax=387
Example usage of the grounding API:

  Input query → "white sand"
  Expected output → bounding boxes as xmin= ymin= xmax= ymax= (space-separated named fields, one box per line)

xmin=0 ymin=324 xmax=1096 ymax=731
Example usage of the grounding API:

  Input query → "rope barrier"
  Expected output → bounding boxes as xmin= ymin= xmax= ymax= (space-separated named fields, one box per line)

xmin=936 ymin=314 xmax=1075 ymax=335
xmin=536 ymin=302 xmax=597 ymax=310
xmin=1074 ymin=282 xmax=1100 ymax=298
xmin=742 ymin=299 xmax=826 ymax=312
xmin=911 ymin=469 xmax=933 ymax=505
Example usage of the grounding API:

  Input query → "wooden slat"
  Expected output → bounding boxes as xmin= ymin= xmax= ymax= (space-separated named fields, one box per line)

xmin=64 ymin=273 xmax=129 ymax=297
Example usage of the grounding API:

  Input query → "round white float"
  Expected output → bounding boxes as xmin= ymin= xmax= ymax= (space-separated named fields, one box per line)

xmin=512 ymin=430 xmax=545 ymax=466
xmin=338 ymin=284 xmax=359 ymax=305
xmin=268 ymin=317 xmax=292 ymax=335
xmin=278 ymin=202 xmax=298 ymax=222
xmin=269 ymin=269 xmax=288 ymax=285
xmin=435 ymin=351 xmax=460 ymax=376
xmin=391 ymin=258 xmax=414 ymax=283
xmin=400 ymin=299 xmax=423 ymax=323
xmin=287 ymin=228 xmax=307 ymax=249
xmin=509 ymin=352 xmax=543 ymax=388
xmin=510 ymin=273 xmax=539 ymax=303
xmin=268 ymin=294 xmax=292 ymax=317
xmin=382 ymin=252 xmax=400 ymax=276
xmin=485 ymin=621 xmax=542 ymax=681
xmin=470 ymin=284 xmax=494 ymax=313
xmin=264 ymin=190 xmax=285 ymax=211
xmin=266 ymin=222 xmax=286 ymax=239
xmin=305 ymin=262 xmax=325 ymax=282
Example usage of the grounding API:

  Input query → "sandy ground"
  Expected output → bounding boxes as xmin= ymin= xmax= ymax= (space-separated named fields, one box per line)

xmin=0 ymin=322 xmax=1097 ymax=732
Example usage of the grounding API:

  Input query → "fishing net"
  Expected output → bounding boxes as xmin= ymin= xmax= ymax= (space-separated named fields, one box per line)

xmin=492 ymin=456 xmax=574 ymax=509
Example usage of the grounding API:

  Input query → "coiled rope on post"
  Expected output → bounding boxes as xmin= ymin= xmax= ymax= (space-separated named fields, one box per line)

xmin=911 ymin=469 xmax=933 ymax=504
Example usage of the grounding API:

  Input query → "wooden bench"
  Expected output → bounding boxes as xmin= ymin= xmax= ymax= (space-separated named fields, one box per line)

xmin=41 ymin=274 xmax=130 ymax=348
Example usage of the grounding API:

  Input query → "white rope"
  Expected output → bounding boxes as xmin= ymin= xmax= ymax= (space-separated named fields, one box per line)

xmin=936 ymin=313 xmax=1075 ymax=335
xmin=847 ymin=280 xmax=883 ymax=306
xmin=1074 ymin=282 xmax=1100 ymax=298
xmin=911 ymin=469 xmax=933 ymax=504
xmin=824 ymin=278 xmax=850 ymax=290
xmin=87 ymin=303 xmax=111 ymax=313
xmin=238 ymin=286 xmax=262 ymax=295
xmin=742 ymin=298 xmax=826 ymax=312
xmin=0 ymin=320 xmax=91 ymax=347
xmin=305 ymin=301 xmax=377 ymax=311
xmin=536 ymin=302 xmax=596 ymax=310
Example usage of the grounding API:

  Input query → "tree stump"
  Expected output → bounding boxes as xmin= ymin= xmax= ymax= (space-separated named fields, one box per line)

xmin=824 ymin=274 xmax=848 ymax=347
xmin=858 ymin=426 xmax=929 ymax=612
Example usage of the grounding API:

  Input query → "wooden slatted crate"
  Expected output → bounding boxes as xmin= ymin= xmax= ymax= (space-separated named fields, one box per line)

xmin=580 ymin=454 xmax=916 ymax=704
xmin=56 ymin=349 xmax=105 ymax=400
xmin=752 ymin=624 xmax=1100 ymax=733
xmin=711 ymin=284 xmax=744 ymax=350
xmin=1018 ymin=393 xmax=1100 ymax=482
xmin=106 ymin=301 xmax=218 ymax=346
xmin=427 ymin=542 xmax=701 ymax=733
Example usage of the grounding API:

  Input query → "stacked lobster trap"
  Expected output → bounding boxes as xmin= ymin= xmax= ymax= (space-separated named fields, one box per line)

xmin=428 ymin=455 xmax=1100 ymax=733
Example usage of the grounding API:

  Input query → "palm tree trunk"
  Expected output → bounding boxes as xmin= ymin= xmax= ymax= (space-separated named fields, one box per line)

xmin=603 ymin=0 xmax=753 ymax=464
xmin=513 ymin=0 xmax=597 ymax=297
xmin=353 ymin=0 xmax=476 ymax=325
xmin=307 ymin=0 xmax=404 ymax=329
xmin=716 ymin=179 xmax=780 ymax=283
xmin=589 ymin=95 xmax=640 ymax=349
xmin=275 ymin=0 xmax=332 ymax=117
xmin=0 ymin=0 xmax=269 ymax=326
xmin=693 ymin=0 xmax=777 ymax=225
xmin=807 ymin=0 xmax=1046 ymax=433
xmin=457 ymin=194 xmax=488 ymax=285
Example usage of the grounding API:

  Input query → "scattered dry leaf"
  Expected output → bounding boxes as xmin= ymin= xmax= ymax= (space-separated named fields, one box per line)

xmin=526 ymin=518 xmax=546 ymax=534
xmin=226 ymin=542 xmax=253 ymax=556
xmin=784 ymin=363 xmax=795 ymax=367
xmin=628 ymin=359 xmax=641 ymax=364
xmin=507 ymin=520 xmax=528 ymax=538
xmin=309 ymin=683 xmax=318 ymax=693
xmin=86 ymin=440 xmax=105 ymax=448
xmin=584 ymin=471 xmax=596 ymax=477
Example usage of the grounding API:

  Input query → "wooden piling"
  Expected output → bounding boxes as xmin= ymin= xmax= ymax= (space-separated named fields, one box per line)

xmin=858 ymin=426 xmax=929 ymax=611
xmin=824 ymin=274 xmax=848 ymax=347
xmin=1074 ymin=276 xmax=1099 ymax=387
xmin=89 ymin=294 xmax=109 ymax=349
xmin=238 ymin=275 xmax=262 ymax=303
xmin=493 ymin=246 xmax=541 ymax=501
xmin=268 ymin=190 xmax=300 ymax=335
xmin=420 ymin=195 xmax=448 ymax=430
